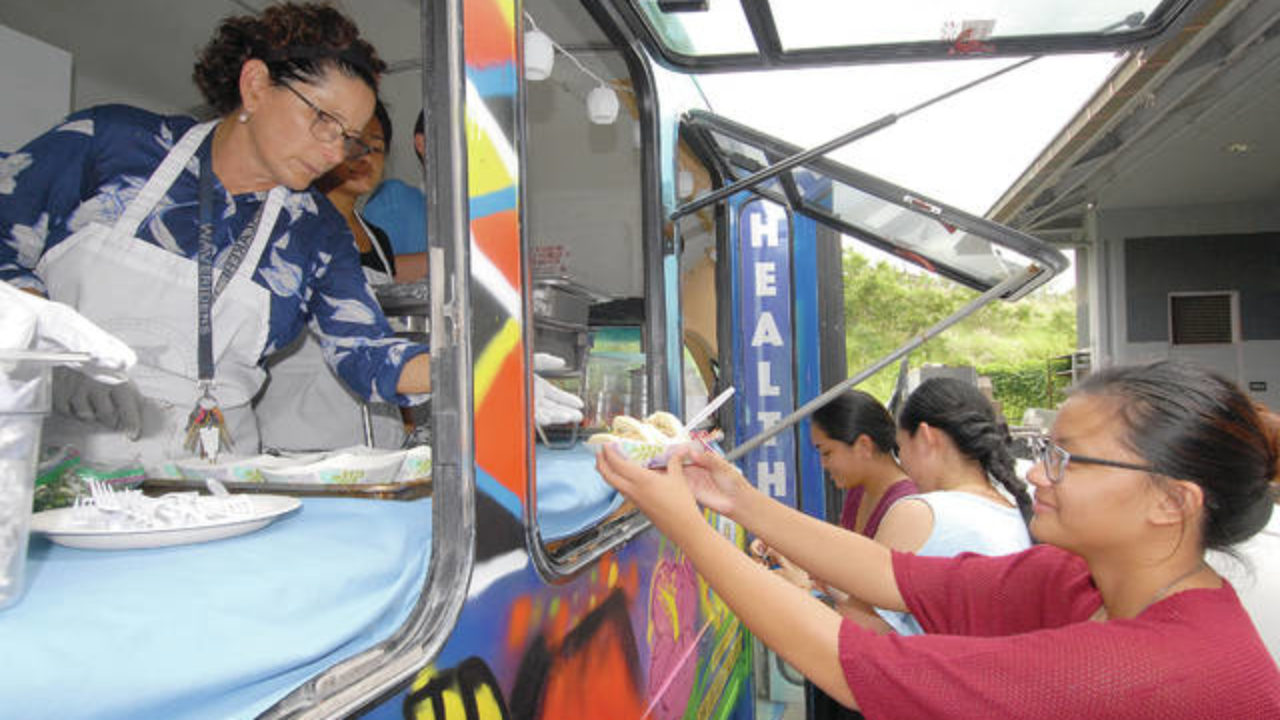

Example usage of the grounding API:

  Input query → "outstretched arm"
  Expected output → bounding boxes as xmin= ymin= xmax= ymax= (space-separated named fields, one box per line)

xmin=657 ymin=448 xmax=907 ymax=613
xmin=596 ymin=446 xmax=858 ymax=708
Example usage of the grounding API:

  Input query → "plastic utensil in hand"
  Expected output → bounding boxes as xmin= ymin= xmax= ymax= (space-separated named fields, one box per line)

xmin=683 ymin=386 xmax=735 ymax=433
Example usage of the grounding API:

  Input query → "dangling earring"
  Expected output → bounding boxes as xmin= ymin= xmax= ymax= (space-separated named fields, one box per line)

xmin=237 ymin=111 xmax=250 ymax=124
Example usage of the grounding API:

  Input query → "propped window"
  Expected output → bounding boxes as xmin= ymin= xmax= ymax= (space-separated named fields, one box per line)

xmin=610 ymin=0 xmax=1199 ymax=70
xmin=679 ymin=110 xmax=1067 ymax=297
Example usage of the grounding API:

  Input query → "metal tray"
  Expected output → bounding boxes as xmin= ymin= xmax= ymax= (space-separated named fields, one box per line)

xmin=375 ymin=280 xmax=430 ymax=315
xmin=141 ymin=476 xmax=432 ymax=501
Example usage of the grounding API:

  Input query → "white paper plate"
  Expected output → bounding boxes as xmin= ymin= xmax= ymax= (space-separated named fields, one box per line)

xmin=585 ymin=438 xmax=704 ymax=467
xmin=29 ymin=495 xmax=302 ymax=550
xmin=395 ymin=445 xmax=432 ymax=483
xmin=260 ymin=450 xmax=406 ymax=485
xmin=175 ymin=454 xmax=324 ymax=484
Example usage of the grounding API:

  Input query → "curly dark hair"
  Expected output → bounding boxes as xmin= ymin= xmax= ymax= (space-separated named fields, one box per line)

xmin=193 ymin=2 xmax=386 ymax=115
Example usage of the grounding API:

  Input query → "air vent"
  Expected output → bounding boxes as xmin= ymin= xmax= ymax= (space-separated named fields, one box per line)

xmin=1169 ymin=293 xmax=1234 ymax=345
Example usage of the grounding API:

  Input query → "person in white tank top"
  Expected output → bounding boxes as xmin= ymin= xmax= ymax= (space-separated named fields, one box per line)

xmin=866 ymin=377 xmax=1034 ymax=635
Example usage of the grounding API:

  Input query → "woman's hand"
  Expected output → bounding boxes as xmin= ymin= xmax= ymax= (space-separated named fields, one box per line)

xmin=680 ymin=447 xmax=754 ymax=519
xmin=750 ymin=539 xmax=811 ymax=590
xmin=595 ymin=446 xmax=705 ymax=542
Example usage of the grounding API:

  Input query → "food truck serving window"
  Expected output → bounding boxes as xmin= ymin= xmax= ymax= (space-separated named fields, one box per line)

xmin=610 ymin=0 xmax=1200 ymax=70
xmin=522 ymin=2 xmax=658 ymax=576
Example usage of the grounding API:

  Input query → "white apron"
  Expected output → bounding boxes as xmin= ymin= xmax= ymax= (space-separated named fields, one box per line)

xmin=255 ymin=213 xmax=404 ymax=451
xmin=36 ymin=121 xmax=285 ymax=471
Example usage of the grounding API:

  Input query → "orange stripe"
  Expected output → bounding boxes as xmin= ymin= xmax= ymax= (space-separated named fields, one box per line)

xmin=465 ymin=0 xmax=515 ymax=68
xmin=475 ymin=336 xmax=529 ymax=501
xmin=472 ymin=209 xmax=521 ymax=288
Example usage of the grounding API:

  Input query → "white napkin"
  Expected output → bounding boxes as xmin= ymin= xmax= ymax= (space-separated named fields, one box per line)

xmin=0 ymin=282 xmax=136 ymax=382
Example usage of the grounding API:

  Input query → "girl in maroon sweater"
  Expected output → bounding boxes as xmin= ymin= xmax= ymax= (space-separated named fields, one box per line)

xmin=597 ymin=360 xmax=1280 ymax=719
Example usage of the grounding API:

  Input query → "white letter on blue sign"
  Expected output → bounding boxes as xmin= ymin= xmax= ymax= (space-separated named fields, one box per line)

xmin=750 ymin=312 xmax=783 ymax=348
xmin=757 ymin=460 xmax=787 ymax=497
xmin=750 ymin=211 xmax=781 ymax=248
xmin=757 ymin=364 xmax=781 ymax=398
xmin=758 ymin=410 xmax=782 ymax=445
xmin=754 ymin=262 xmax=777 ymax=297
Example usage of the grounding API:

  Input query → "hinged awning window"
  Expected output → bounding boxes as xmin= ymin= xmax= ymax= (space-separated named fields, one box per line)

xmin=612 ymin=0 xmax=1197 ymax=70
xmin=680 ymin=110 xmax=1068 ymax=296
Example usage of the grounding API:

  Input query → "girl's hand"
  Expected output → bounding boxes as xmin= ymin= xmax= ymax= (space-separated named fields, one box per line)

xmin=750 ymin=539 xmax=811 ymax=590
xmin=679 ymin=447 xmax=753 ymax=519
xmin=595 ymin=445 xmax=705 ymax=540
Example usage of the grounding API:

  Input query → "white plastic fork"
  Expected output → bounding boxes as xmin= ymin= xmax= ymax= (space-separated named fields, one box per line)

xmin=87 ymin=479 xmax=123 ymax=513
xmin=204 ymin=478 xmax=253 ymax=516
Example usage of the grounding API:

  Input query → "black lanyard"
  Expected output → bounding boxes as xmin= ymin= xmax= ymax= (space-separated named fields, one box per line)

xmin=195 ymin=151 xmax=263 ymax=383
xmin=188 ymin=148 xmax=265 ymax=458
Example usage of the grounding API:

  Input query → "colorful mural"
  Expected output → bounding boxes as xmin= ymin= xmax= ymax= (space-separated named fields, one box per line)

xmin=464 ymin=0 xmax=530 ymax=503
xmin=371 ymin=2 xmax=753 ymax=718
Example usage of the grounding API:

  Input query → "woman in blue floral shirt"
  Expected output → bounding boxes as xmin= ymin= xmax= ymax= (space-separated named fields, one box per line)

xmin=0 ymin=3 xmax=429 ymax=470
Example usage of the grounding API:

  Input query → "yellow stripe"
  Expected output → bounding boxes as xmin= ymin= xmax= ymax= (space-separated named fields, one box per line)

xmin=442 ymin=687 xmax=466 ymax=718
xmin=496 ymin=0 xmax=515 ymax=31
xmin=474 ymin=318 xmax=522 ymax=408
xmin=474 ymin=682 xmax=505 ymax=718
xmin=466 ymin=116 xmax=515 ymax=197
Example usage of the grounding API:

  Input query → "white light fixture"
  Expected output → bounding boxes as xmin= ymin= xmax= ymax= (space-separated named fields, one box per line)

xmin=587 ymin=85 xmax=620 ymax=125
xmin=524 ymin=30 xmax=554 ymax=81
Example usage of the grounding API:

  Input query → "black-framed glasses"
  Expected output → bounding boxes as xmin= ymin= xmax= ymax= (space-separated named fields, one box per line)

xmin=278 ymin=81 xmax=373 ymax=160
xmin=1029 ymin=435 xmax=1160 ymax=485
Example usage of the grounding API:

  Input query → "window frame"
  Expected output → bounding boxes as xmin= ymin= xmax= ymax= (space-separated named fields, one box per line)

xmin=606 ymin=0 xmax=1204 ymax=72
xmin=521 ymin=0 xmax=668 ymax=580
xmin=679 ymin=109 xmax=1068 ymax=298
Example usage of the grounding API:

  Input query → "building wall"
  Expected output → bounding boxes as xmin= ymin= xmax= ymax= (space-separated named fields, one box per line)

xmin=0 ymin=25 xmax=71 ymax=152
xmin=1094 ymin=201 xmax=1280 ymax=407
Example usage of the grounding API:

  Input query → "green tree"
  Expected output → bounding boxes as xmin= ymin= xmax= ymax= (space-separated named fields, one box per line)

xmin=841 ymin=249 xmax=1076 ymax=423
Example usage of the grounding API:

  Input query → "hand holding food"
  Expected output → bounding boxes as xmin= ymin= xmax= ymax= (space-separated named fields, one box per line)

xmin=586 ymin=411 xmax=721 ymax=466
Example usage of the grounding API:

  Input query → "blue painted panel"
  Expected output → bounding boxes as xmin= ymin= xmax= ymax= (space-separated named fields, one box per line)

xmin=734 ymin=198 xmax=797 ymax=505
xmin=792 ymin=212 xmax=826 ymax=520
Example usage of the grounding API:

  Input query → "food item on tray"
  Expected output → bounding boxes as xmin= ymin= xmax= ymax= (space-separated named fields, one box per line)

xmin=587 ymin=411 xmax=722 ymax=466
xmin=586 ymin=411 xmax=687 ymax=446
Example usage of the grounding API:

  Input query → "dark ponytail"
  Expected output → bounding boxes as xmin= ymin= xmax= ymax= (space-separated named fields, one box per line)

xmin=812 ymin=389 xmax=898 ymax=455
xmin=899 ymin=377 xmax=1033 ymax=523
xmin=1073 ymin=360 xmax=1277 ymax=551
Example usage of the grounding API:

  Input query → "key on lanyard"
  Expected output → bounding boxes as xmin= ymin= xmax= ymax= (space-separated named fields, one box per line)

xmin=184 ymin=382 xmax=233 ymax=461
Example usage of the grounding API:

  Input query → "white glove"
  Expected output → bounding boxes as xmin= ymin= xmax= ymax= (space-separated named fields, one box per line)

xmin=532 ymin=352 xmax=568 ymax=373
xmin=533 ymin=372 xmax=584 ymax=427
xmin=51 ymin=366 xmax=145 ymax=440
xmin=1 ymin=282 xmax=136 ymax=381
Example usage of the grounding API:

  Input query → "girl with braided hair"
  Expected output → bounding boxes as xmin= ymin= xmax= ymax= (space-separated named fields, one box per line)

xmin=867 ymin=376 xmax=1034 ymax=634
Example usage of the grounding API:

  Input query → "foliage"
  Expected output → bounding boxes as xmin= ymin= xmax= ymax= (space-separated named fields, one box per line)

xmin=840 ymin=249 xmax=1077 ymax=423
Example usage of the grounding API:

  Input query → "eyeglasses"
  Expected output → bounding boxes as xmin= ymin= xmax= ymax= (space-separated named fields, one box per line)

xmin=278 ymin=82 xmax=375 ymax=160
xmin=1029 ymin=435 xmax=1160 ymax=485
